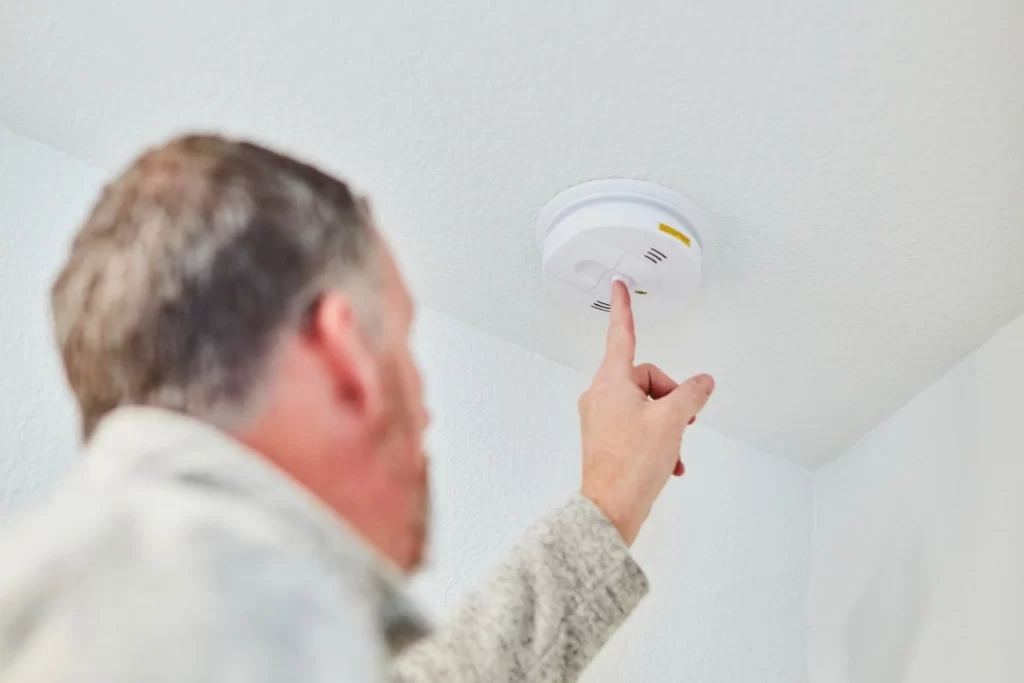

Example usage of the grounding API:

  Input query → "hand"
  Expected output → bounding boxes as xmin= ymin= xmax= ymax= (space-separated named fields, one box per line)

xmin=579 ymin=281 xmax=715 ymax=545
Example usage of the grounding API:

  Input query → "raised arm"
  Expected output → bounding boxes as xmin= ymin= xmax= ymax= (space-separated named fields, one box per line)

xmin=395 ymin=282 xmax=715 ymax=683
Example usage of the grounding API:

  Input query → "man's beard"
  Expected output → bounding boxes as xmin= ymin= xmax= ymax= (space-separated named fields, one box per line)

xmin=377 ymin=357 xmax=431 ymax=570
xmin=407 ymin=466 xmax=430 ymax=570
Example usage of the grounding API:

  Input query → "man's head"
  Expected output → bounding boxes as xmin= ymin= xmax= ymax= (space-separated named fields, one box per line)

xmin=51 ymin=136 xmax=430 ymax=570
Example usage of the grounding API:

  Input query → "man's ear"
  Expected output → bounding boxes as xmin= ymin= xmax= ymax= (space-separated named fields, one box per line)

xmin=308 ymin=290 xmax=383 ymax=421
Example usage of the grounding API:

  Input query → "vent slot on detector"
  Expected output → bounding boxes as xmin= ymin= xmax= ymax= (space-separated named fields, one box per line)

xmin=645 ymin=248 xmax=667 ymax=263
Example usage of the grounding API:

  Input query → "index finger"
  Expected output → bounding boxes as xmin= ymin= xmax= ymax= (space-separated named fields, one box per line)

xmin=602 ymin=279 xmax=636 ymax=372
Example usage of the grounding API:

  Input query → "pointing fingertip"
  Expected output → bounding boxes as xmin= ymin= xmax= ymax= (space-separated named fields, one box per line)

xmin=695 ymin=374 xmax=715 ymax=393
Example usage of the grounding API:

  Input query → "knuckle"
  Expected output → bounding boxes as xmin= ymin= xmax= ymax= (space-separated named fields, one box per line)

xmin=663 ymin=395 xmax=697 ymax=422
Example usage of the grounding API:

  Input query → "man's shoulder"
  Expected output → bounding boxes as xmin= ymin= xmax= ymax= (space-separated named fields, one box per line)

xmin=0 ymin=465 xmax=390 ymax=681
xmin=0 ymin=464 xmax=299 ymax=594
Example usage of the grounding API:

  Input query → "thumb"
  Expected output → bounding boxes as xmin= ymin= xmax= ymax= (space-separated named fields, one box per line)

xmin=662 ymin=373 xmax=715 ymax=426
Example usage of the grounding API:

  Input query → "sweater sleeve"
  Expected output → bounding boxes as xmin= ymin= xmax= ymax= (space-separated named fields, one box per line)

xmin=392 ymin=494 xmax=649 ymax=683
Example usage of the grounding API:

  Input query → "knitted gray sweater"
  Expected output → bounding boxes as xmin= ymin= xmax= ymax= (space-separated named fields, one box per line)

xmin=0 ymin=408 xmax=649 ymax=683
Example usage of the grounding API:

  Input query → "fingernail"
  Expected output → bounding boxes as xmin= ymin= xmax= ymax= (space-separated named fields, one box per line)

xmin=695 ymin=374 xmax=715 ymax=393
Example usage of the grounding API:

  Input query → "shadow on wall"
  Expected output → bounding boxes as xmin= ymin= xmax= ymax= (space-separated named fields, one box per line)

xmin=843 ymin=524 xmax=932 ymax=682
xmin=840 ymin=368 xmax=990 ymax=683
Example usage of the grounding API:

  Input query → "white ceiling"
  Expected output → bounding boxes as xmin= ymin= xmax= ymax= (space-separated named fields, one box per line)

xmin=2 ymin=0 xmax=1022 ymax=467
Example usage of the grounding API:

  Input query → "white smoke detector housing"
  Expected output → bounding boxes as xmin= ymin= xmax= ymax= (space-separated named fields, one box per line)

xmin=536 ymin=179 xmax=709 ymax=316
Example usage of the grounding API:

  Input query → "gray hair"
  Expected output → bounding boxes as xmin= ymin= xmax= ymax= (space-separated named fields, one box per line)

xmin=51 ymin=135 xmax=380 ymax=439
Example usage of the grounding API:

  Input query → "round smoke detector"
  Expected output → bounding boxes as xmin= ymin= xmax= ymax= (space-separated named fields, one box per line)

xmin=536 ymin=178 xmax=710 ymax=316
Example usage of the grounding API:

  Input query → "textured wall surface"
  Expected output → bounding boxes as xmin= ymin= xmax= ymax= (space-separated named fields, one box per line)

xmin=0 ymin=127 xmax=814 ymax=682
xmin=3 ymin=1 xmax=1023 ymax=466
xmin=809 ymin=311 xmax=1024 ymax=682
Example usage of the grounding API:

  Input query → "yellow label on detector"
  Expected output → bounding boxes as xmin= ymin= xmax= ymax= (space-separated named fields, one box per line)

xmin=658 ymin=223 xmax=691 ymax=247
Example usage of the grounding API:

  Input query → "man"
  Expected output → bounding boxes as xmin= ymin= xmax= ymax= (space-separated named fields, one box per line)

xmin=0 ymin=136 xmax=714 ymax=682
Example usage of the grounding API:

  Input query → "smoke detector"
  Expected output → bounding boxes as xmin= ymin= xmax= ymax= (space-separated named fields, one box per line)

xmin=536 ymin=178 xmax=710 ymax=316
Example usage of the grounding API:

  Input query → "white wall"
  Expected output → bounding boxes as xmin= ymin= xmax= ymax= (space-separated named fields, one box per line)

xmin=809 ymin=311 xmax=1024 ymax=682
xmin=0 ymin=126 xmax=814 ymax=683
xmin=0 ymin=129 xmax=105 ymax=515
